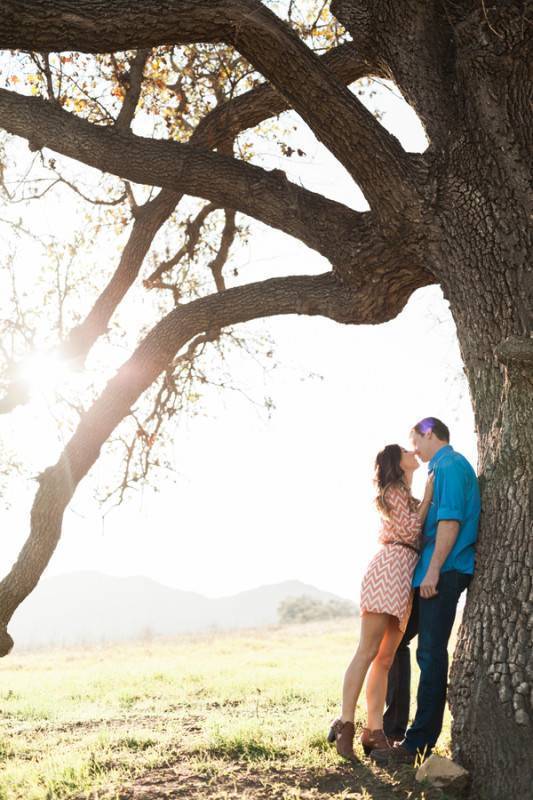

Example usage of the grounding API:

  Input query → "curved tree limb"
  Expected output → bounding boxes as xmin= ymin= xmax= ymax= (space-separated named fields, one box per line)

xmin=194 ymin=40 xmax=388 ymax=147
xmin=0 ymin=87 xmax=367 ymax=262
xmin=0 ymin=0 xmax=420 ymax=215
xmin=2 ymin=40 xmax=382 ymax=362
xmin=0 ymin=264 xmax=430 ymax=655
xmin=0 ymin=84 xmax=375 ymax=415
xmin=62 ymin=39 xmax=389 ymax=359
xmin=0 ymin=40 xmax=385 ymax=413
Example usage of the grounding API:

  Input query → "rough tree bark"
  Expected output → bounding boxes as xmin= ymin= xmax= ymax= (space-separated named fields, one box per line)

xmin=331 ymin=3 xmax=533 ymax=796
xmin=0 ymin=2 xmax=531 ymax=798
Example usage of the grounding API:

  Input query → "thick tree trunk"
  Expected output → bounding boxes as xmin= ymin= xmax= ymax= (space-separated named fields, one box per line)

xmin=435 ymin=134 xmax=532 ymax=796
xmin=399 ymin=4 xmax=533 ymax=793
xmin=450 ymin=334 xmax=532 ymax=799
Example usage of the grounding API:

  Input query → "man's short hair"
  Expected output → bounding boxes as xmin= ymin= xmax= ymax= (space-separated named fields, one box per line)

xmin=412 ymin=417 xmax=450 ymax=442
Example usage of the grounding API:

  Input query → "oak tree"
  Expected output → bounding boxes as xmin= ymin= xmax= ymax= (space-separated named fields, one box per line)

xmin=0 ymin=3 xmax=531 ymax=798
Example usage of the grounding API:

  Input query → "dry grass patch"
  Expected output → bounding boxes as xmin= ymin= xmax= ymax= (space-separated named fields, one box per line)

xmin=0 ymin=620 xmax=454 ymax=800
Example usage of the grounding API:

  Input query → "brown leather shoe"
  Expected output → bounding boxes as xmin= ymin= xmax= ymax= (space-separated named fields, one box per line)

xmin=327 ymin=718 xmax=356 ymax=761
xmin=386 ymin=734 xmax=404 ymax=747
xmin=360 ymin=727 xmax=391 ymax=756
xmin=370 ymin=742 xmax=417 ymax=766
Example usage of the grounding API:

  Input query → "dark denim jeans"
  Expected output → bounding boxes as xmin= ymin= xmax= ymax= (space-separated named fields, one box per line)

xmin=384 ymin=570 xmax=471 ymax=754
xmin=383 ymin=597 xmax=418 ymax=740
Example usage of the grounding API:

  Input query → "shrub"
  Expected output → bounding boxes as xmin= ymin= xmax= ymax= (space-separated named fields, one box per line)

xmin=278 ymin=595 xmax=357 ymax=625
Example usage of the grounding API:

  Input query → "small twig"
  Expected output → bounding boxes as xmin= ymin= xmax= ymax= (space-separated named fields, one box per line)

xmin=144 ymin=202 xmax=218 ymax=285
xmin=50 ymin=170 xmax=128 ymax=207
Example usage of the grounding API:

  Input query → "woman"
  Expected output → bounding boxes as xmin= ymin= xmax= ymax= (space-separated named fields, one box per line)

xmin=328 ymin=444 xmax=433 ymax=760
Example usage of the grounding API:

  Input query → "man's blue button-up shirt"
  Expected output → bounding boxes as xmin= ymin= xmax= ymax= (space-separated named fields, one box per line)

xmin=413 ymin=445 xmax=481 ymax=587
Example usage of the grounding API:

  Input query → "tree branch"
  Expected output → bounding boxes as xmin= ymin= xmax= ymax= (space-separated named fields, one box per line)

xmin=0 ymin=81 xmax=377 ymax=414
xmin=144 ymin=201 xmax=218 ymax=286
xmin=208 ymin=209 xmax=236 ymax=292
xmin=114 ymin=48 xmax=151 ymax=131
xmin=0 ymin=74 xmax=431 ymax=413
xmin=0 ymin=87 xmax=364 ymax=263
xmin=1 ymin=40 xmax=380 ymax=410
xmin=0 ymin=266 xmax=426 ymax=654
xmin=61 ymin=189 xmax=181 ymax=362
xmin=0 ymin=38 xmax=409 ymax=413
xmin=194 ymin=40 xmax=387 ymax=147
xmin=0 ymin=35 xmax=426 ymax=417
xmin=24 ymin=41 xmax=385 ymax=366
xmin=0 ymin=0 xmax=419 ymax=214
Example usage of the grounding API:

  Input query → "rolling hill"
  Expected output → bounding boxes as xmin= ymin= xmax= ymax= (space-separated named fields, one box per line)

xmin=9 ymin=572 xmax=356 ymax=648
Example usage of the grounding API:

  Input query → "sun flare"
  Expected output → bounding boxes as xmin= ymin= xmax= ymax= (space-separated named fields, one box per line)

xmin=17 ymin=351 xmax=71 ymax=399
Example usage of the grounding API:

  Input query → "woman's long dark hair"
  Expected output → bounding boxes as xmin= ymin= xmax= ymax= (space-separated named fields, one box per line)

xmin=374 ymin=444 xmax=413 ymax=518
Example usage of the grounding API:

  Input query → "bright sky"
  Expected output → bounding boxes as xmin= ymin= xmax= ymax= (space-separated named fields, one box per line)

xmin=1 ymin=79 xmax=477 ymax=603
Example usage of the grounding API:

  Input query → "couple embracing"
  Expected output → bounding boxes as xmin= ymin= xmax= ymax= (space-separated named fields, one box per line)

xmin=328 ymin=416 xmax=480 ymax=765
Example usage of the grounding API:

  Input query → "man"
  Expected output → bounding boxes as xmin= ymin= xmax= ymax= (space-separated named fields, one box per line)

xmin=373 ymin=416 xmax=480 ymax=765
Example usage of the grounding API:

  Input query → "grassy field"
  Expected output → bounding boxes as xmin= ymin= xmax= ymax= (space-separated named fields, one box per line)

xmin=0 ymin=619 xmax=454 ymax=800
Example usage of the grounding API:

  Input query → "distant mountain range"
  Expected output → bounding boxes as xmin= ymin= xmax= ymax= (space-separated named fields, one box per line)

xmin=9 ymin=572 xmax=355 ymax=649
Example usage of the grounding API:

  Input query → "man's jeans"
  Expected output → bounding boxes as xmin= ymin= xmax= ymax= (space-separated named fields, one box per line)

xmin=383 ymin=570 xmax=471 ymax=753
xmin=383 ymin=597 xmax=418 ymax=740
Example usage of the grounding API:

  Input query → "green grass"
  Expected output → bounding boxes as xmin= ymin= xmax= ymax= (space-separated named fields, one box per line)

xmin=0 ymin=619 xmax=453 ymax=799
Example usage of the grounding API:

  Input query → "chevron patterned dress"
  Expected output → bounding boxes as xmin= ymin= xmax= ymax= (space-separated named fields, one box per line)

xmin=360 ymin=485 xmax=422 ymax=631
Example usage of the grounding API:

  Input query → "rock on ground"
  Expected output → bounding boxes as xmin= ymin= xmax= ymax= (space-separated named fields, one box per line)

xmin=415 ymin=754 xmax=470 ymax=795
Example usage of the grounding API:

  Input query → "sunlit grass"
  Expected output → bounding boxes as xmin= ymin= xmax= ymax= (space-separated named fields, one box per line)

xmin=0 ymin=620 xmax=453 ymax=799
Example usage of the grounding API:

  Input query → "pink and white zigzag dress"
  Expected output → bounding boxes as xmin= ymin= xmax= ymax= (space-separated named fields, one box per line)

xmin=360 ymin=485 xmax=422 ymax=631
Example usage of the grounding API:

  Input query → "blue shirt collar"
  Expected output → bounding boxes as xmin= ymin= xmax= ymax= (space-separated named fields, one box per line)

xmin=429 ymin=444 xmax=453 ymax=471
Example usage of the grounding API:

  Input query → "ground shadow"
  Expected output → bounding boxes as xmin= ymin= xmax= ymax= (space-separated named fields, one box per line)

xmin=111 ymin=755 xmax=449 ymax=800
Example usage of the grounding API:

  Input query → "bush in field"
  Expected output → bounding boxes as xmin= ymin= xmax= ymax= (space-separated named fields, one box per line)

xmin=278 ymin=595 xmax=357 ymax=625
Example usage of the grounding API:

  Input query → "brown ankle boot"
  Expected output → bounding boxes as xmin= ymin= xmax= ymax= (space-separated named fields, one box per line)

xmin=327 ymin=718 xmax=356 ymax=761
xmin=360 ymin=727 xmax=391 ymax=756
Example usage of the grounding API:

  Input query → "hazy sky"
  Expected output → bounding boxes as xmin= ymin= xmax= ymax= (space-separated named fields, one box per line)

xmin=2 ymin=79 xmax=477 ymax=602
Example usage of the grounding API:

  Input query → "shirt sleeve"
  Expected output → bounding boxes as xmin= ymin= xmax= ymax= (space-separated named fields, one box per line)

xmin=434 ymin=464 xmax=467 ymax=523
xmin=385 ymin=486 xmax=422 ymax=542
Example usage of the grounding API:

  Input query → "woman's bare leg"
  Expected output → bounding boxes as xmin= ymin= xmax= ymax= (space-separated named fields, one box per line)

xmin=365 ymin=615 xmax=405 ymax=730
xmin=341 ymin=613 xmax=389 ymax=723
